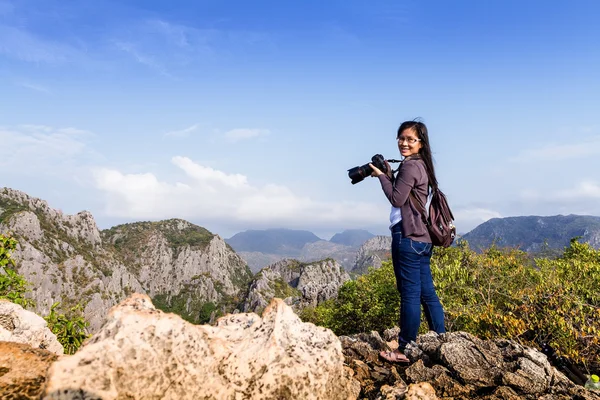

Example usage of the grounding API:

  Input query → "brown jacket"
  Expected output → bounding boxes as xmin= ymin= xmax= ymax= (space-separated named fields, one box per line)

xmin=377 ymin=157 xmax=431 ymax=243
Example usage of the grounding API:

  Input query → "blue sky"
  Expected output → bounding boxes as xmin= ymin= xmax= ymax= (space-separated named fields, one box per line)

xmin=1 ymin=0 xmax=599 ymax=239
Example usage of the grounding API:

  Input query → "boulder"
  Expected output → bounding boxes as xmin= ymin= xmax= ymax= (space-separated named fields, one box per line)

xmin=341 ymin=330 xmax=600 ymax=400
xmin=0 ymin=299 xmax=63 ymax=355
xmin=43 ymin=293 xmax=360 ymax=400
xmin=0 ymin=341 xmax=59 ymax=399
xmin=242 ymin=258 xmax=350 ymax=313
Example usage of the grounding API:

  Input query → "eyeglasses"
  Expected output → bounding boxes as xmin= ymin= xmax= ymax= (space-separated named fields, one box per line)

xmin=397 ymin=136 xmax=421 ymax=145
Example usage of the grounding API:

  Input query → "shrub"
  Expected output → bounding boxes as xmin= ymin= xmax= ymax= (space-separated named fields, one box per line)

xmin=299 ymin=262 xmax=399 ymax=335
xmin=0 ymin=234 xmax=34 ymax=308
xmin=44 ymin=302 xmax=90 ymax=354
xmin=1 ymin=233 xmax=90 ymax=354
xmin=300 ymin=238 xmax=600 ymax=371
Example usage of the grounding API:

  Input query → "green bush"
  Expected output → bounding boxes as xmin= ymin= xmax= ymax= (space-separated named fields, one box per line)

xmin=1 ymin=233 xmax=90 ymax=354
xmin=0 ymin=234 xmax=34 ymax=308
xmin=300 ymin=238 xmax=600 ymax=370
xmin=299 ymin=262 xmax=399 ymax=335
xmin=44 ymin=302 xmax=90 ymax=355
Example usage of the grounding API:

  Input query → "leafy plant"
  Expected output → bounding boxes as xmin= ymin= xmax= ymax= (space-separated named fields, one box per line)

xmin=44 ymin=302 xmax=90 ymax=354
xmin=300 ymin=238 xmax=600 ymax=371
xmin=1 ymin=233 xmax=90 ymax=354
xmin=299 ymin=262 xmax=399 ymax=335
xmin=0 ymin=233 xmax=35 ymax=308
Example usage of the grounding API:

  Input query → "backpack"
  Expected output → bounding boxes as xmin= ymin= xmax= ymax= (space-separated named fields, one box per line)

xmin=409 ymin=188 xmax=456 ymax=248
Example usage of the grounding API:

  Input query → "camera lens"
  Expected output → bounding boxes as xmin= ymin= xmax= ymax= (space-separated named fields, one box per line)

xmin=348 ymin=164 xmax=373 ymax=184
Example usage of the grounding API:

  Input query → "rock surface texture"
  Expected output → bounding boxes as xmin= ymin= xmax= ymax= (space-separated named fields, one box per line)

xmin=43 ymin=293 xmax=360 ymax=400
xmin=242 ymin=258 xmax=350 ymax=313
xmin=0 ymin=341 xmax=59 ymax=399
xmin=0 ymin=299 xmax=63 ymax=355
xmin=341 ymin=330 xmax=600 ymax=400
xmin=351 ymin=236 xmax=392 ymax=275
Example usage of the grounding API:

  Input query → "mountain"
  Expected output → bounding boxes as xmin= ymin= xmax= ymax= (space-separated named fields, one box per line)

xmin=226 ymin=229 xmax=322 ymax=255
xmin=227 ymin=228 xmax=379 ymax=272
xmin=241 ymin=258 xmax=350 ymax=313
xmin=329 ymin=229 xmax=375 ymax=247
xmin=0 ymin=188 xmax=253 ymax=332
xmin=350 ymin=236 xmax=392 ymax=275
xmin=462 ymin=214 xmax=600 ymax=252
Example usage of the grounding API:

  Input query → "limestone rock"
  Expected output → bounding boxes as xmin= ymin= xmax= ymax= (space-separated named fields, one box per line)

xmin=0 ymin=300 xmax=63 ymax=355
xmin=377 ymin=382 xmax=408 ymax=399
xmin=0 ymin=341 xmax=59 ymax=399
xmin=0 ymin=188 xmax=253 ymax=332
xmin=439 ymin=331 xmax=505 ymax=388
xmin=406 ymin=382 xmax=438 ymax=399
xmin=43 ymin=294 xmax=360 ymax=400
xmin=351 ymin=235 xmax=391 ymax=275
xmin=242 ymin=258 xmax=350 ymax=313
xmin=341 ymin=329 xmax=600 ymax=400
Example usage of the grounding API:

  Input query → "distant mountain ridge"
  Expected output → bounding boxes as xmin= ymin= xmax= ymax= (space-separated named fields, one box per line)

xmin=225 ymin=229 xmax=322 ymax=255
xmin=461 ymin=214 xmax=600 ymax=252
xmin=329 ymin=229 xmax=375 ymax=247
xmin=226 ymin=228 xmax=379 ymax=272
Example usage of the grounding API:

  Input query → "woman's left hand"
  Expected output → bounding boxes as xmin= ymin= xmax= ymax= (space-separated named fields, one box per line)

xmin=369 ymin=163 xmax=383 ymax=177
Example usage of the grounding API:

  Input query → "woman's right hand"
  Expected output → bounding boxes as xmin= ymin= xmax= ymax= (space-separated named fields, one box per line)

xmin=369 ymin=163 xmax=383 ymax=177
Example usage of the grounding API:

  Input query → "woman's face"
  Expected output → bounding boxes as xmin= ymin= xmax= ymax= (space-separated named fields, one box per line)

xmin=397 ymin=127 xmax=422 ymax=157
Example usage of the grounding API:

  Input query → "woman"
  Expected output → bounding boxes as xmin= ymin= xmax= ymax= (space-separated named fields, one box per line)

xmin=369 ymin=120 xmax=446 ymax=363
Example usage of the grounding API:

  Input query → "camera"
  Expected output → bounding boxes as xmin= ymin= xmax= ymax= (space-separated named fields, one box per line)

xmin=348 ymin=154 xmax=391 ymax=185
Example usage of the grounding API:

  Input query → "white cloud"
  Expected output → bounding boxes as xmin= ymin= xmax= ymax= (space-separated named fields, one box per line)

xmin=224 ymin=128 xmax=270 ymax=143
xmin=92 ymin=156 xmax=386 ymax=229
xmin=554 ymin=181 xmax=600 ymax=200
xmin=164 ymin=124 xmax=199 ymax=138
xmin=523 ymin=181 xmax=600 ymax=202
xmin=513 ymin=180 xmax=600 ymax=218
xmin=0 ymin=125 xmax=96 ymax=176
xmin=510 ymin=135 xmax=600 ymax=162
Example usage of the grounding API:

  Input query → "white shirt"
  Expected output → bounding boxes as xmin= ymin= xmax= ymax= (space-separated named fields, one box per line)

xmin=389 ymin=206 xmax=402 ymax=230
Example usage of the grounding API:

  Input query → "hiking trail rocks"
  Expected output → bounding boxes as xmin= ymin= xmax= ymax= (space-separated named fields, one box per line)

xmin=42 ymin=294 xmax=360 ymax=400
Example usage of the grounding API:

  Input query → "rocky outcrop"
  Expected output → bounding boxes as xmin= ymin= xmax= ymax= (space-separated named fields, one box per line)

xmin=351 ymin=235 xmax=391 ymax=275
xmin=0 ymin=189 xmax=102 ymax=248
xmin=0 ymin=341 xmax=59 ymax=399
xmin=238 ymin=241 xmax=358 ymax=272
xmin=0 ymin=299 xmax=63 ymax=355
xmin=3 ymin=292 xmax=599 ymax=400
xmin=242 ymin=258 xmax=351 ymax=313
xmin=102 ymin=219 xmax=253 ymax=324
xmin=341 ymin=329 xmax=600 ymax=400
xmin=43 ymin=294 xmax=360 ymax=400
xmin=0 ymin=188 xmax=252 ymax=332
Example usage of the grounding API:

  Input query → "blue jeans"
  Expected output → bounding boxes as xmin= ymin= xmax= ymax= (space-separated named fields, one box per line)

xmin=391 ymin=224 xmax=446 ymax=350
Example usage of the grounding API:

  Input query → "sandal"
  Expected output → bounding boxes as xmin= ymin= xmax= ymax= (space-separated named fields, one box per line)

xmin=379 ymin=350 xmax=410 ymax=363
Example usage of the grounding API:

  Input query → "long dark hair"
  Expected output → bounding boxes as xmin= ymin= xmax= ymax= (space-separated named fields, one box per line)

xmin=397 ymin=120 xmax=438 ymax=190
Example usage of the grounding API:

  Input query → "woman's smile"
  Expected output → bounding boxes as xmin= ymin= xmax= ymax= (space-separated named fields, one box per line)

xmin=397 ymin=128 xmax=422 ymax=157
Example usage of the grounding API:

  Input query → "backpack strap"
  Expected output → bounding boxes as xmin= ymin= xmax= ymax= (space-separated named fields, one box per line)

xmin=408 ymin=189 xmax=430 ymax=227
